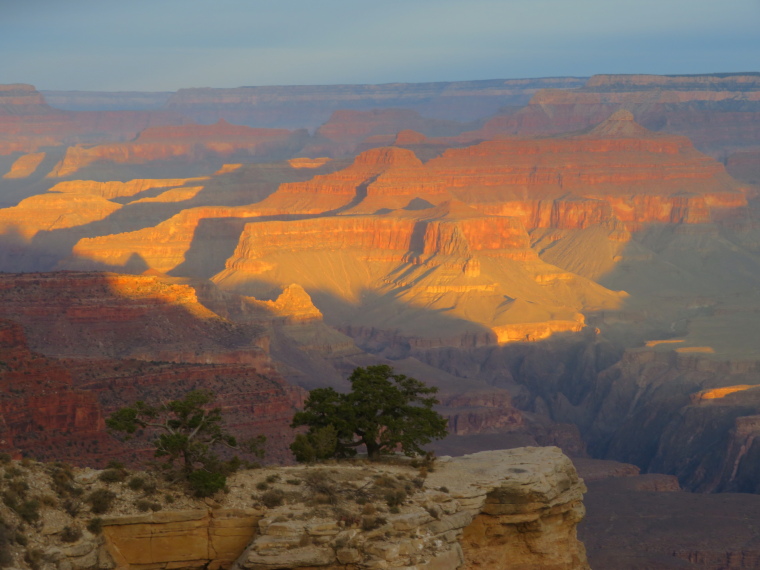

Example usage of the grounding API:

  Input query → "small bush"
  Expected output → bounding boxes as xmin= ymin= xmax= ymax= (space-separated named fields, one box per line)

xmin=135 ymin=500 xmax=161 ymax=512
xmin=127 ymin=477 xmax=145 ymax=491
xmin=142 ymin=481 xmax=158 ymax=495
xmin=164 ymin=494 xmax=175 ymax=504
xmin=361 ymin=515 xmax=386 ymax=531
xmin=60 ymin=525 xmax=82 ymax=543
xmin=86 ymin=518 xmax=103 ymax=535
xmin=188 ymin=470 xmax=226 ymax=498
xmin=261 ymin=489 xmax=285 ymax=508
xmin=384 ymin=490 xmax=406 ymax=508
xmin=7 ymin=479 xmax=28 ymax=496
xmin=286 ymin=478 xmax=302 ymax=486
xmin=16 ymin=499 xmax=40 ymax=524
xmin=106 ymin=460 xmax=125 ymax=470
xmin=389 ymin=506 xmax=400 ymax=514
xmin=0 ymin=520 xmax=12 ymax=568
xmin=438 ymin=486 xmax=449 ymax=493
xmin=361 ymin=503 xmax=376 ymax=515
xmin=19 ymin=458 xmax=33 ymax=468
xmin=87 ymin=489 xmax=116 ymax=514
xmin=255 ymin=481 xmax=269 ymax=491
xmin=265 ymin=474 xmax=280 ymax=484
xmin=39 ymin=494 xmax=57 ymax=507
xmin=4 ymin=467 xmax=23 ymax=480
xmin=63 ymin=499 xmax=81 ymax=517
xmin=98 ymin=469 xmax=127 ymax=484
xmin=290 ymin=425 xmax=339 ymax=463
xmin=0 ymin=453 xmax=10 ymax=464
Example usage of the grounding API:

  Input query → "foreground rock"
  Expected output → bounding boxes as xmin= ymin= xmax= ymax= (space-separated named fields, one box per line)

xmin=0 ymin=448 xmax=589 ymax=570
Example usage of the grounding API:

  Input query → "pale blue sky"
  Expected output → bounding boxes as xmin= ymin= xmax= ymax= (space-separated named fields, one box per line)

xmin=2 ymin=0 xmax=759 ymax=91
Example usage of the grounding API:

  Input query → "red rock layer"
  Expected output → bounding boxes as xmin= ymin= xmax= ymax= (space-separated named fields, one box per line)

xmin=306 ymin=108 xmax=466 ymax=156
xmin=471 ymin=73 xmax=760 ymax=159
xmin=381 ymin=113 xmax=746 ymax=231
xmin=0 ymin=319 xmax=106 ymax=459
xmin=0 ymin=271 xmax=307 ymax=465
xmin=0 ymin=272 xmax=270 ymax=366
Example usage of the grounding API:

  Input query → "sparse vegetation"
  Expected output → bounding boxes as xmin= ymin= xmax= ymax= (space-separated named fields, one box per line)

xmin=86 ymin=489 xmax=116 ymax=514
xmin=261 ymin=489 xmax=285 ymax=508
xmin=106 ymin=390 xmax=266 ymax=497
xmin=135 ymin=499 xmax=161 ymax=512
xmin=59 ymin=524 xmax=82 ymax=543
xmin=86 ymin=517 xmax=103 ymax=535
xmin=127 ymin=476 xmax=145 ymax=490
xmin=98 ymin=468 xmax=127 ymax=483
xmin=291 ymin=365 xmax=448 ymax=461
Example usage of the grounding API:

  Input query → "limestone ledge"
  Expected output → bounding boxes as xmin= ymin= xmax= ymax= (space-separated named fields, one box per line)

xmin=47 ymin=447 xmax=587 ymax=570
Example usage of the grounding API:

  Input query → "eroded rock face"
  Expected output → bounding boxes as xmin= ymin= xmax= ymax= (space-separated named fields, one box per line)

xmin=47 ymin=121 xmax=308 ymax=178
xmin=0 ymin=448 xmax=586 ymax=570
xmin=0 ymin=84 xmax=188 ymax=156
xmin=0 ymin=319 xmax=106 ymax=458
xmin=101 ymin=509 xmax=260 ymax=570
xmin=228 ymin=447 xmax=588 ymax=570
xmin=476 ymin=72 xmax=760 ymax=159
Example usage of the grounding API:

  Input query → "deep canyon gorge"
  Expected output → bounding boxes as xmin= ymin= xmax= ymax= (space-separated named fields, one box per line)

xmin=2 ymin=73 xmax=760 ymax=568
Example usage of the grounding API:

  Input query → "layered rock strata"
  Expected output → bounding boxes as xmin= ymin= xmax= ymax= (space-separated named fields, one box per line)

xmin=0 ymin=447 xmax=588 ymax=570
xmin=476 ymin=72 xmax=760 ymax=159
xmin=164 ymin=78 xmax=587 ymax=129
xmin=47 ymin=120 xmax=308 ymax=178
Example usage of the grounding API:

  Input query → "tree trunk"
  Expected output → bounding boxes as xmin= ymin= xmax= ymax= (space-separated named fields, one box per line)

xmin=365 ymin=440 xmax=381 ymax=460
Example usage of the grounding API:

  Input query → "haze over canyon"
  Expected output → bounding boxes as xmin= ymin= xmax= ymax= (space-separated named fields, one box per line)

xmin=2 ymin=72 xmax=760 ymax=568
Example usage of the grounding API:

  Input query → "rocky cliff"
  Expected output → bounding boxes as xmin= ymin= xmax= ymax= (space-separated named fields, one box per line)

xmin=47 ymin=121 xmax=309 ymax=178
xmin=0 ymin=447 xmax=589 ymax=570
xmin=475 ymin=73 xmax=760 ymax=161
xmin=0 ymin=84 xmax=188 ymax=156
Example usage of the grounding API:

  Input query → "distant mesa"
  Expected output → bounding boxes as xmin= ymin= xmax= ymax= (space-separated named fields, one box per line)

xmin=288 ymin=156 xmax=332 ymax=169
xmin=46 ymin=119 xmax=309 ymax=178
xmin=2 ymin=152 xmax=46 ymax=179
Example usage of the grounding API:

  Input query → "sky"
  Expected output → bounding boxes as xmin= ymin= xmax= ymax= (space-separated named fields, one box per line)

xmin=2 ymin=0 xmax=759 ymax=91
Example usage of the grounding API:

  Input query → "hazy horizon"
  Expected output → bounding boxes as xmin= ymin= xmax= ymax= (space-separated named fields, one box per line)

xmin=3 ymin=0 xmax=759 ymax=92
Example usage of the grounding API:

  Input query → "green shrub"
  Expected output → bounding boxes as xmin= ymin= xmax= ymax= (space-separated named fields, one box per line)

xmin=63 ymin=498 xmax=81 ymax=517
xmin=39 ymin=494 xmax=57 ymax=507
xmin=86 ymin=518 xmax=103 ymax=535
xmin=16 ymin=499 xmax=40 ymax=523
xmin=0 ymin=453 xmax=10 ymax=464
xmin=361 ymin=515 xmax=386 ymax=531
xmin=60 ymin=525 xmax=82 ymax=543
xmin=255 ymin=481 xmax=269 ymax=491
xmin=87 ymin=489 xmax=116 ymax=514
xmin=384 ymin=490 xmax=407 ymax=508
xmin=135 ymin=499 xmax=161 ymax=512
xmin=261 ymin=489 xmax=285 ymax=508
xmin=98 ymin=469 xmax=127 ymax=483
xmin=127 ymin=476 xmax=145 ymax=491
xmin=0 ymin=519 xmax=12 ymax=568
xmin=187 ymin=470 xmax=226 ymax=498
xmin=3 ymin=467 xmax=23 ymax=480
